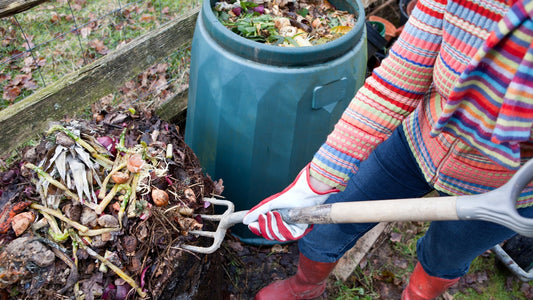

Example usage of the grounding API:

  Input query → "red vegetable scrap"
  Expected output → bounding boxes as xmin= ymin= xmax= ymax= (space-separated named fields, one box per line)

xmin=0 ymin=201 xmax=32 ymax=234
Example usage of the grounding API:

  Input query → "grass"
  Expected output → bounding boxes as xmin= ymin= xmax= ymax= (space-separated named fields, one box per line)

xmin=0 ymin=0 xmax=198 ymax=108
xmin=327 ymin=221 xmax=533 ymax=299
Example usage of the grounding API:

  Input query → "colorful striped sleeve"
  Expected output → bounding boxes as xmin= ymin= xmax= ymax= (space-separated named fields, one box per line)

xmin=310 ymin=0 xmax=447 ymax=189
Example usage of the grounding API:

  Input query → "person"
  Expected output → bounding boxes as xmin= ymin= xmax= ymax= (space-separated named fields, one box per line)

xmin=242 ymin=0 xmax=533 ymax=298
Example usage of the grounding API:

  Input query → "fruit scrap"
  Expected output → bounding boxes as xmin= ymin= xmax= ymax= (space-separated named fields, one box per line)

xmin=127 ymin=153 xmax=145 ymax=173
xmin=99 ymin=161 xmax=127 ymax=199
xmin=0 ymin=201 xmax=32 ymax=234
xmin=152 ymin=188 xmax=169 ymax=207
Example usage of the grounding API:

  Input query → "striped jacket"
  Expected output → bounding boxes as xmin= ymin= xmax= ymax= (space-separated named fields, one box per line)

xmin=310 ymin=0 xmax=533 ymax=207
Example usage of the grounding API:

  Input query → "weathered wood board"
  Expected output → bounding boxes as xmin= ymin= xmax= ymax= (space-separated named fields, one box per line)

xmin=0 ymin=7 xmax=199 ymax=155
xmin=0 ymin=0 xmax=48 ymax=18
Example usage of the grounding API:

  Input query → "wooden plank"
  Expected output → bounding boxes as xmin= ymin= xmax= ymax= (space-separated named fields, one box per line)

xmin=156 ymin=87 xmax=188 ymax=125
xmin=0 ymin=0 xmax=48 ymax=18
xmin=333 ymin=222 xmax=391 ymax=281
xmin=0 ymin=7 xmax=199 ymax=155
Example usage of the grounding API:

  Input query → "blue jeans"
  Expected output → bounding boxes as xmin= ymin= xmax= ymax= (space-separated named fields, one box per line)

xmin=299 ymin=126 xmax=533 ymax=279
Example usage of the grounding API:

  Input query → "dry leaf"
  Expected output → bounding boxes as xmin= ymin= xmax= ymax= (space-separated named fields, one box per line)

xmin=89 ymin=39 xmax=108 ymax=55
xmin=390 ymin=231 xmax=402 ymax=243
xmin=140 ymin=14 xmax=155 ymax=22
xmin=3 ymin=86 xmax=21 ymax=101
xmin=0 ymin=74 xmax=11 ymax=84
xmin=80 ymin=27 xmax=92 ymax=38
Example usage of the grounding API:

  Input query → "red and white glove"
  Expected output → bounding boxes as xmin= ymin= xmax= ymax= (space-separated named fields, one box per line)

xmin=243 ymin=164 xmax=339 ymax=242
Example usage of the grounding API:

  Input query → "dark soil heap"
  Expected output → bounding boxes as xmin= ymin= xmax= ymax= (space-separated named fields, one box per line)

xmin=0 ymin=107 xmax=223 ymax=299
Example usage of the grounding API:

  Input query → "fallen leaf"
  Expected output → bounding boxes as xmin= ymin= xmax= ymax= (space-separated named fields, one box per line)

xmin=442 ymin=291 xmax=454 ymax=300
xmin=392 ymin=256 xmax=408 ymax=269
xmin=0 ymin=74 xmax=10 ymax=84
xmin=22 ymin=35 xmax=34 ymax=50
xmin=521 ymin=282 xmax=533 ymax=298
xmin=376 ymin=282 xmax=396 ymax=298
xmin=390 ymin=232 xmax=402 ymax=243
xmin=271 ymin=244 xmax=288 ymax=253
xmin=89 ymin=39 xmax=108 ymax=55
xmin=3 ymin=86 xmax=21 ymax=101
xmin=140 ymin=14 xmax=155 ymax=22
xmin=50 ymin=12 xmax=59 ymax=23
xmin=80 ymin=27 xmax=92 ymax=38
xmin=23 ymin=79 xmax=39 ymax=90
xmin=227 ymin=240 xmax=244 ymax=252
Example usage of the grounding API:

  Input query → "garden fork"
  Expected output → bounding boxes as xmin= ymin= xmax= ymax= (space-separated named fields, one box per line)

xmin=181 ymin=159 xmax=533 ymax=254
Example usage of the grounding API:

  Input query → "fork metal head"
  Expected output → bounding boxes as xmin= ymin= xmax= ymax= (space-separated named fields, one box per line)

xmin=180 ymin=198 xmax=247 ymax=254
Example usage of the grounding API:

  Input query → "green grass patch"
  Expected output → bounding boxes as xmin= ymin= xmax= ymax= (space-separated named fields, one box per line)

xmin=0 ymin=0 xmax=197 ymax=108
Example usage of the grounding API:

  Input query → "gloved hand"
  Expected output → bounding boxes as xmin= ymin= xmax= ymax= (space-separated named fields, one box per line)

xmin=243 ymin=164 xmax=339 ymax=242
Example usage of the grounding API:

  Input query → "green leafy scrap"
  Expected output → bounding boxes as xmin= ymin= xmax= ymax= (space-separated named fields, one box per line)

xmin=222 ymin=14 xmax=279 ymax=43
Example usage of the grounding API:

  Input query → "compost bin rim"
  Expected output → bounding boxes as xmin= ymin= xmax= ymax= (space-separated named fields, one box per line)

xmin=202 ymin=0 xmax=366 ymax=66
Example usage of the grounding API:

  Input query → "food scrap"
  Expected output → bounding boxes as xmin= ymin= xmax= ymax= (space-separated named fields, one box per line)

xmin=0 ymin=107 xmax=224 ymax=299
xmin=213 ymin=0 xmax=357 ymax=46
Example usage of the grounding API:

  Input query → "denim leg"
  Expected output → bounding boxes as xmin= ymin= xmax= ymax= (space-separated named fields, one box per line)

xmin=299 ymin=126 xmax=434 ymax=262
xmin=417 ymin=205 xmax=533 ymax=279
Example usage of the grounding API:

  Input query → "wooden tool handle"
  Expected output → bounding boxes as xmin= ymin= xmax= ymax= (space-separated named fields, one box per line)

xmin=278 ymin=196 xmax=459 ymax=224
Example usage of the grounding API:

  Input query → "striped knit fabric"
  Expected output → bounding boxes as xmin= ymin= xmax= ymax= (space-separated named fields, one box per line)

xmin=310 ymin=0 xmax=533 ymax=207
xmin=432 ymin=0 xmax=533 ymax=170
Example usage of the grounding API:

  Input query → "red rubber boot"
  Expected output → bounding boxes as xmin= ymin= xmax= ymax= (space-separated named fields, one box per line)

xmin=255 ymin=253 xmax=338 ymax=300
xmin=402 ymin=262 xmax=460 ymax=300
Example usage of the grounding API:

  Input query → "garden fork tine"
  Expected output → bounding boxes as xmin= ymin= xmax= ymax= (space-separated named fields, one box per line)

xmin=181 ymin=159 xmax=533 ymax=254
xmin=181 ymin=198 xmax=248 ymax=254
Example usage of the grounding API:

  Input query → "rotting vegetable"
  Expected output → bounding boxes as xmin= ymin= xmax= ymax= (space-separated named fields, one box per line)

xmin=0 ymin=107 xmax=224 ymax=299
xmin=213 ymin=0 xmax=357 ymax=46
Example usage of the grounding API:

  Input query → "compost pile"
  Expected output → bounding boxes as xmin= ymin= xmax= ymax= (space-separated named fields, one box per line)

xmin=213 ymin=0 xmax=356 ymax=46
xmin=0 ymin=107 xmax=223 ymax=299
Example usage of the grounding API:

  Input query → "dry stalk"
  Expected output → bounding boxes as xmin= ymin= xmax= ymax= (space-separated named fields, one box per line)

xmin=95 ymin=184 xmax=119 ymax=214
xmin=79 ymin=227 xmax=120 ymax=237
xmin=41 ymin=211 xmax=69 ymax=242
xmin=25 ymin=163 xmax=80 ymax=201
xmin=127 ymin=173 xmax=141 ymax=218
xmin=99 ymin=161 xmax=127 ymax=199
xmin=70 ymin=230 xmax=147 ymax=298
xmin=117 ymin=184 xmax=132 ymax=227
xmin=30 ymin=203 xmax=89 ymax=233
xmin=47 ymin=125 xmax=114 ymax=168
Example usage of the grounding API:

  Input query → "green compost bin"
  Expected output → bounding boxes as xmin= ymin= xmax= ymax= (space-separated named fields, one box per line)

xmin=185 ymin=0 xmax=368 ymax=245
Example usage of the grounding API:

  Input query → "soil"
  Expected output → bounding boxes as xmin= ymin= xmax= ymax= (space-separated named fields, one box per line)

xmin=205 ymin=221 xmax=533 ymax=300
